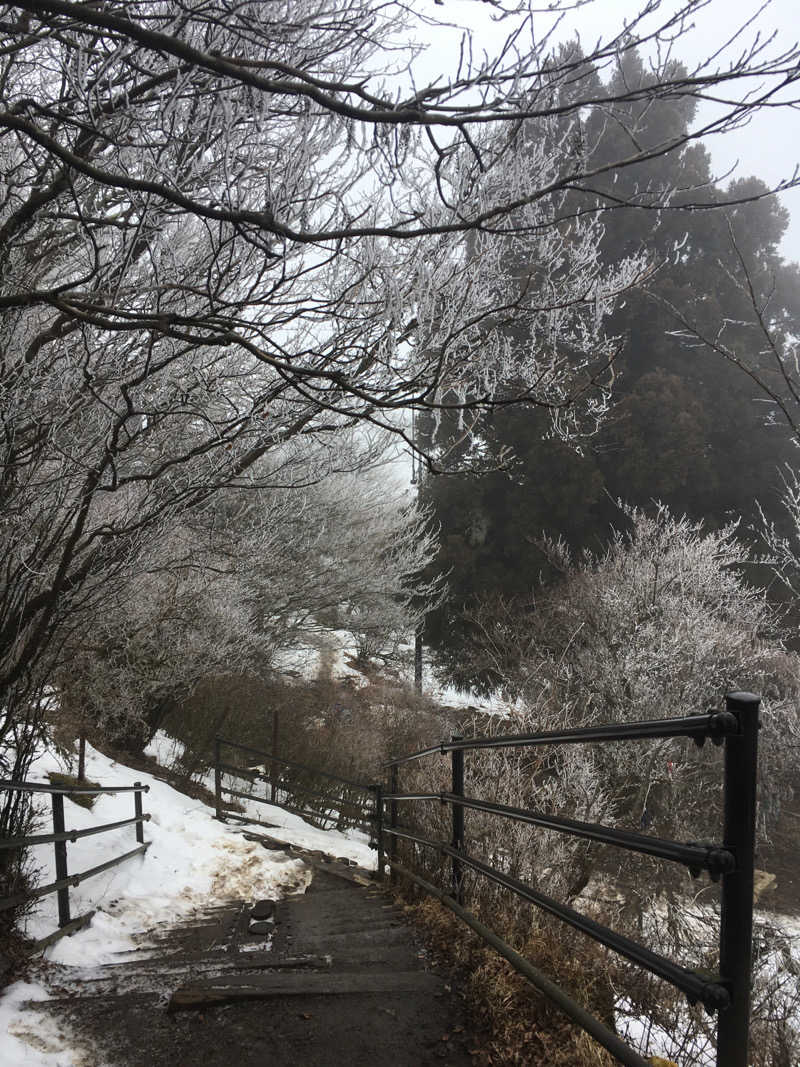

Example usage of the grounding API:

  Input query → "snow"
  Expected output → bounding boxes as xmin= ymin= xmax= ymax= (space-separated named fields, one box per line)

xmin=144 ymin=729 xmax=376 ymax=870
xmin=270 ymin=630 xmax=370 ymax=685
xmin=0 ymin=980 xmax=97 ymax=1067
xmin=142 ymin=731 xmax=184 ymax=768
xmin=0 ymin=735 xmax=378 ymax=1066
xmin=426 ymin=677 xmax=519 ymax=719
xmin=268 ymin=627 xmax=516 ymax=719
xmin=20 ymin=742 xmax=314 ymax=957
xmin=220 ymin=779 xmax=375 ymax=868
xmin=612 ymin=903 xmax=800 ymax=1064
xmin=616 ymin=995 xmax=716 ymax=1066
xmin=237 ymin=622 xmax=518 ymax=725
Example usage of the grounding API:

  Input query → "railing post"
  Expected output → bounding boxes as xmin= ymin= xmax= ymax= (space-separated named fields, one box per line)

xmin=372 ymin=784 xmax=384 ymax=881
xmin=390 ymin=763 xmax=398 ymax=885
xmin=134 ymin=782 xmax=144 ymax=844
xmin=214 ymin=738 xmax=223 ymax=822
xmin=451 ymin=735 xmax=465 ymax=905
xmin=717 ymin=691 xmax=760 ymax=1067
xmin=51 ymin=793 xmax=71 ymax=928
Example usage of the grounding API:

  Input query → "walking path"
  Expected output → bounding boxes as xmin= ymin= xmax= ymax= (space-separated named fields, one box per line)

xmin=29 ymin=836 xmax=477 ymax=1066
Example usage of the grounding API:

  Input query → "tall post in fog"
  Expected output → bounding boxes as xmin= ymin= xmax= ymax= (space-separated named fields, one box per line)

xmin=411 ymin=409 xmax=423 ymax=694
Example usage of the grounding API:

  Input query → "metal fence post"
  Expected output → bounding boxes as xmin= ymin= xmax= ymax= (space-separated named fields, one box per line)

xmin=389 ymin=763 xmax=398 ymax=885
xmin=451 ymin=736 xmax=465 ymax=905
xmin=214 ymin=739 xmax=223 ymax=821
xmin=51 ymin=792 xmax=70 ymax=928
xmin=372 ymin=784 xmax=384 ymax=881
xmin=133 ymin=782 xmax=144 ymax=844
xmin=717 ymin=691 xmax=760 ymax=1067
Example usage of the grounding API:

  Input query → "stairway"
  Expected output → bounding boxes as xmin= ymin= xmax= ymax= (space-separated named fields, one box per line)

xmin=29 ymin=838 xmax=477 ymax=1066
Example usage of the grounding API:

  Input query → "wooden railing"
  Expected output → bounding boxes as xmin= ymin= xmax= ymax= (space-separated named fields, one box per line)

xmin=0 ymin=778 xmax=151 ymax=948
xmin=213 ymin=737 xmax=376 ymax=837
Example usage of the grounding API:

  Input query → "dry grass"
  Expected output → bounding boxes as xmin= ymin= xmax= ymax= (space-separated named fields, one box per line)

xmin=401 ymin=890 xmax=620 ymax=1066
xmin=47 ymin=771 xmax=101 ymax=810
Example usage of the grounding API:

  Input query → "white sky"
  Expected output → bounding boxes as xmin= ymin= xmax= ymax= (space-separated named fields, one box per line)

xmin=413 ymin=0 xmax=800 ymax=263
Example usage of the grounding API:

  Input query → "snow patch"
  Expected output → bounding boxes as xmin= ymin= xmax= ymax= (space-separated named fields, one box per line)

xmin=143 ymin=732 xmax=184 ymax=768
xmin=0 ymin=981 xmax=96 ymax=1067
xmin=19 ymin=742 xmax=310 ymax=961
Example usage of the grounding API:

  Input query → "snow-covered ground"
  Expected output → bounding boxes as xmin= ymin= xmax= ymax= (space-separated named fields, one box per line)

xmin=613 ymin=903 xmax=800 ymax=1065
xmin=272 ymin=628 xmax=518 ymax=720
xmin=144 ymin=732 xmax=375 ymax=868
xmin=1 ymin=736 xmax=376 ymax=1067
xmin=271 ymin=629 xmax=367 ymax=685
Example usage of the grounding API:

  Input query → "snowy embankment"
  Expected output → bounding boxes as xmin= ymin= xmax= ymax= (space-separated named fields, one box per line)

xmin=144 ymin=732 xmax=375 ymax=868
xmin=1 ymin=735 xmax=375 ymax=1067
xmin=272 ymin=627 xmax=517 ymax=719
xmin=616 ymin=907 xmax=800 ymax=1066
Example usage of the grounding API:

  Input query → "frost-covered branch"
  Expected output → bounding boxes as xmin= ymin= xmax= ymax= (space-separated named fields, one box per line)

xmin=2 ymin=0 xmax=799 ymax=769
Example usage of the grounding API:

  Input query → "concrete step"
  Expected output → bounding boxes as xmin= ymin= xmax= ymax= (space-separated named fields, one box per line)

xmin=30 ymin=862 xmax=476 ymax=1067
xmin=281 ymin=913 xmax=404 ymax=933
xmin=278 ymin=895 xmax=398 ymax=918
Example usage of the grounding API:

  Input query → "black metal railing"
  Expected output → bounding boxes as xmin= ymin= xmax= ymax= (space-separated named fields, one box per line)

xmin=376 ymin=692 xmax=760 ymax=1067
xmin=0 ymin=778 xmax=151 ymax=946
xmin=214 ymin=738 xmax=378 ymax=837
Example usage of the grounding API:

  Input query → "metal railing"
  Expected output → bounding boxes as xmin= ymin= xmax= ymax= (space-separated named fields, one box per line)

xmin=375 ymin=692 xmax=760 ymax=1067
xmin=0 ymin=778 xmax=151 ymax=946
xmin=214 ymin=738 xmax=377 ymax=837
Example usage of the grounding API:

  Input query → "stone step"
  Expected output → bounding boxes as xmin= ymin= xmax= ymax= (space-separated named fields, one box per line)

xmin=278 ymin=899 xmax=395 ymax=918
xmin=29 ymin=862 xmax=475 ymax=1066
xmin=281 ymin=913 xmax=404 ymax=933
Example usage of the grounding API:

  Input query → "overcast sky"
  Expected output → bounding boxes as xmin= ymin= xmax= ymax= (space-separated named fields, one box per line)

xmin=416 ymin=0 xmax=800 ymax=263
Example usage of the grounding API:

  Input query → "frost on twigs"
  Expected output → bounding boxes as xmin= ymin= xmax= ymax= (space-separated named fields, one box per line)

xmin=404 ymin=501 xmax=800 ymax=1062
xmin=50 ymin=448 xmax=443 ymax=751
xmin=1 ymin=0 xmax=799 ymax=883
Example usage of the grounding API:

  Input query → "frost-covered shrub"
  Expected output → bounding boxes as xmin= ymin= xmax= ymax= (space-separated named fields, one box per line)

xmin=52 ymin=461 xmax=441 ymax=752
xmin=398 ymin=504 xmax=800 ymax=1064
xmin=452 ymin=503 xmax=799 ymax=852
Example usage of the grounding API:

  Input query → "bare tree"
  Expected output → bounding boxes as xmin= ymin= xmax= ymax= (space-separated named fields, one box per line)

xmin=52 ymin=443 xmax=442 ymax=747
xmin=452 ymin=503 xmax=798 ymax=854
xmin=1 ymin=0 xmax=799 ymax=895
xmin=403 ymin=503 xmax=800 ymax=1063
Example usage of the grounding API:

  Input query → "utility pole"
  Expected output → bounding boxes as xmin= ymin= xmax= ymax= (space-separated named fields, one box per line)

xmin=270 ymin=707 xmax=279 ymax=802
xmin=411 ymin=408 xmax=424 ymax=695
xmin=414 ymin=624 xmax=423 ymax=693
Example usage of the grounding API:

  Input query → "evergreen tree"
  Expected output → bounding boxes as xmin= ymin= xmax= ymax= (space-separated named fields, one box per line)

xmin=422 ymin=51 xmax=800 ymax=685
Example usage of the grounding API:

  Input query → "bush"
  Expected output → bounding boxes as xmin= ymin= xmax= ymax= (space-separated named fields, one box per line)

xmin=394 ymin=503 xmax=800 ymax=1064
xmin=47 ymin=772 xmax=101 ymax=811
